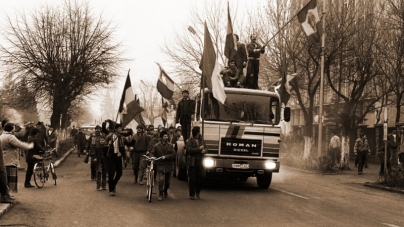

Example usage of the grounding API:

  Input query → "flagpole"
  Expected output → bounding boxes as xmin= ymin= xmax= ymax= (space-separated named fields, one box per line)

xmin=317 ymin=0 xmax=326 ymax=157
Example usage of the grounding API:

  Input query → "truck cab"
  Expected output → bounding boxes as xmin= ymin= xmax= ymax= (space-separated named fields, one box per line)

xmin=175 ymin=87 xmax=286 ymax=189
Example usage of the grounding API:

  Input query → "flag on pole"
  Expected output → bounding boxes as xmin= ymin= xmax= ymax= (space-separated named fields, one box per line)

xmin=224 ymin=2 xmax=237 ymax=60
xmin=156 ymin=63 xmax=175 ymax=100
xmin=161 ymin=97 xmax=169 ymax=127
xmin=118 ymin=71 xmax=144 ymax=128
xmin=275 ymin=73 xmax=297 ymax=106
xmin=133 ymin=96 xmax=146 ymax=128
xmin=199 ymin=21 xmax=227 ymax=105
xmin=297 ymin=0 xmax=322 ymax=43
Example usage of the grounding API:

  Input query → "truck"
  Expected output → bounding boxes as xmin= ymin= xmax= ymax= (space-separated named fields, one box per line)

xmin=174 ymin=87 xmax=289 ymax=189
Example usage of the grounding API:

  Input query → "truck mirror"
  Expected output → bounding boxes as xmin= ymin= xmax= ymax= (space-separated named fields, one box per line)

xmin=284 ymin=107 xmax=290 ymax=122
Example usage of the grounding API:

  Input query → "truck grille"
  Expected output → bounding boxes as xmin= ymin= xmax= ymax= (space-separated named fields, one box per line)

xmin=220 ymin=138 xmax=262 ymax=157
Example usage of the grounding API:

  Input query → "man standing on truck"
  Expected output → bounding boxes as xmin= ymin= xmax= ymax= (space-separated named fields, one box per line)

xmin=175 ymin=90 xmax=196 ymax=142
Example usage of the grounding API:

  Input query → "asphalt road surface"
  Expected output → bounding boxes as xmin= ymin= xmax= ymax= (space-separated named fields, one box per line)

xmin=1 ymin=152 xmax=403 ymax=227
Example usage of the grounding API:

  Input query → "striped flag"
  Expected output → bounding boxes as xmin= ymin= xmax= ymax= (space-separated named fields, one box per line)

xmin=275 ymin=73 xmax=297 ymax=106
xmin=199 ymin=22 xmax=227 ymax=105
xmin=297 ymin=0 xmax=322 ymax=43
xmin=118 ymin=71 xmax=144 ymax=128
xmin=156 ymin=63 xmax=175 ymax=100
xmin=224 ymin=2 xmax=237 ymax=60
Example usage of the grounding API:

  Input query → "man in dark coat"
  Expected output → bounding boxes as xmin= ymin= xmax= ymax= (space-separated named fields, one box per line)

xmin=87 ymin=125 xmax=108 ymax=189
xmin=175 ymin=90 xmax=196 ymax=142
xmin=185 ymin=126 xmax=207 ymax=200
xmin=245 ymin=34 xmax=265 ymax=89
xmin=74 ymin=128 xmax=87 ymax=157
xmin=151 ymin=130 xmax=175 ymax=201
xmin=233 ymin=34 xmax=247 ymax=84
xmin=25 ymin=128 xmax=45 ymax=188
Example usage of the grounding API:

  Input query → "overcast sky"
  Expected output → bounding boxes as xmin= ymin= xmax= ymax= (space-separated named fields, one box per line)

xmin=0 ymin=0 xmax=261 ymax=120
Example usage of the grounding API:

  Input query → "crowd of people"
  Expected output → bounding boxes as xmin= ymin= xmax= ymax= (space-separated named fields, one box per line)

xmin=81 ymin=117 xmax=207 ymax=201
xmin=0 ymin=119 xmax=60 ymax=203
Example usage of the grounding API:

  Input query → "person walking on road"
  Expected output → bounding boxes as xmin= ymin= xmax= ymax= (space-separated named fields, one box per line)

xmin=186 ymin=126 xmax=207 ymax=200
xmin=354 ymin=133 xmax=370 ymax=175
xmin=74 ymin=128 xmax=87 ymax=157
xmin=87 ymin=125 xmax=108 ymax=189
xmin=131 ymin=125 xmax=148 ymax=185
xmin=150 ymin=130 xmax=175 ymax=201
xmin=103 ymin=120 xmax=129 ymax=196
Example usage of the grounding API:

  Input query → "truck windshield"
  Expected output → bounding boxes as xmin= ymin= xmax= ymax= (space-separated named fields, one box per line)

xmin=202 ymin=91 xmax=280 ymax=124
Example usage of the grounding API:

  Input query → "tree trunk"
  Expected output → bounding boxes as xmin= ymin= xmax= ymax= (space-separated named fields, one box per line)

xmin=303 ymin=137 xmax=313 ymax=159
xmin=339 ymin=135 xmax=351 ymax=170
xmin=50 ymin=111 xmax=61 ymax=129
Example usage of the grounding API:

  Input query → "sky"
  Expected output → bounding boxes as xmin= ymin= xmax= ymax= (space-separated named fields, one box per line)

xmin=0 ymin=0 xmax=261 ymax=121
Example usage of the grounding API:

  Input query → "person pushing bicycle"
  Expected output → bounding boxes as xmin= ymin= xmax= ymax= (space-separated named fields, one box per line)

xmin=150 ymin=130 xmax=175 ymax=201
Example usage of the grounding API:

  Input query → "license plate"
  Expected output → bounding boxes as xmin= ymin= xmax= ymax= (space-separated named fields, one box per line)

xmin=232 ymin=164 xmax=249 ymax=169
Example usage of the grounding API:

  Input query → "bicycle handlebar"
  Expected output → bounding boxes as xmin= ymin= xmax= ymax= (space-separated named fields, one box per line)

xmin=142 ymin=155 xmax=163 ymax=162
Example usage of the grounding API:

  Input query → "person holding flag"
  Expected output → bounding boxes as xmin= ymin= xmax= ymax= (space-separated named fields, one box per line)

xmin=245 ymin=33 xmax=265 ymax=89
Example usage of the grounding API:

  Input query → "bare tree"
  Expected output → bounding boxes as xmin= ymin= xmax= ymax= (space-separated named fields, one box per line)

xmin=377 ymin=0 xmax=404 ymax=123
xmin=138 ymin=80 xmax=161 ymax=126
xmin=0 ymin=0 xmax=126 ymax=129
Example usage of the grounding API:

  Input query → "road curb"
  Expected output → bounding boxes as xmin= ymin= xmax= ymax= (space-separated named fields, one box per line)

xmin=54 ymin=147 xmax=75 ymax=168
xmin=364 ymin=182 xmax=404 ymax=195
xmin=0 ymin=147 xmax=74 ymax=218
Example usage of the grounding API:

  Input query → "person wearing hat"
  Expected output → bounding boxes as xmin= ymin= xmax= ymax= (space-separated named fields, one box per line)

xmin=175 ymin=90 xmax=196 ymax=142
xmin=150 ymin=130 xmax=175 ymax=201
xmin=87 ymin=125 xmax=108 ymax=189
xmin=130 ymin=124 xmax=149 ymax=184
xmin=245 ymin=33 xmax=265 ymax=89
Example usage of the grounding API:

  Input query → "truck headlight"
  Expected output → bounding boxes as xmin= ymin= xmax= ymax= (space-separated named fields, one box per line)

xmin=203 ymin=158 xmax=215 ymax=168
xmin=265 ymin=161 xmax=276 ymax=169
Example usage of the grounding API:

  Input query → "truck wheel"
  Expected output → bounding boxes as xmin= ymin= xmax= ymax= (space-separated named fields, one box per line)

xmin=256 ymin=172 xmax=272 ymax=189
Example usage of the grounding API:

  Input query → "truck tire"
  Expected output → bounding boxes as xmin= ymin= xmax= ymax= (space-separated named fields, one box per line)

xmin=256 ymin=172 xmax=272 ymax=189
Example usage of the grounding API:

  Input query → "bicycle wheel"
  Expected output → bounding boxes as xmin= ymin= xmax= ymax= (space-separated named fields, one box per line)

xmin=147 ymin=170 xmax=154 ymax=202
xmin=50 ymin=162 xmax=57 ymax=185
xmin=33 ymin=163 xmax=45 ymax=188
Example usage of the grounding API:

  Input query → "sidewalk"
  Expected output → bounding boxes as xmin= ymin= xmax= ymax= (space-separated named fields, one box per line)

xmin=0 ymin=147 xmax=75 ymax=218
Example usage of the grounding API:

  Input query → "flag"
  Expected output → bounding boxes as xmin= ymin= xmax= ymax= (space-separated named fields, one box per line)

xmin=156 ymin=63 xmax=175 ymax=100
xmin=118 ymin=71 xmax=144 ymax=128
xmin=199 ymin=22 xmax=227 ymax=105
xmin=276 ymin=73 xmax=297 ymax=106
xmin=133 ymin=95 xmax=146 ymax=128
xmin=297 ymin=0 xmax=322 ymax=43
xmin=224 ymin=2 xmax=237 ymax=60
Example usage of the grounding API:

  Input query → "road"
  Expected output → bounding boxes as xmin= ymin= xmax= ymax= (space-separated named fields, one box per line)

xmin=1 ymin=152 xmax=403 ymax=227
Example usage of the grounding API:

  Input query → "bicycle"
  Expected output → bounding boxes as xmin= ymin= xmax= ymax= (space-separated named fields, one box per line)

xmin=142 ymin=155 xmax=162 ymax=202
xmin=33 ymin=148 xmax=58 ymax=188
